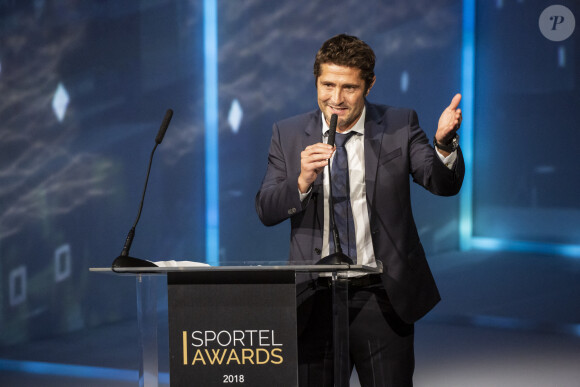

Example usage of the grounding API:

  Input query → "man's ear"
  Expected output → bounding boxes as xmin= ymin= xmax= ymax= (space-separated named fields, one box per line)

xmin=366 ymin=76 xmax=376 ymax=96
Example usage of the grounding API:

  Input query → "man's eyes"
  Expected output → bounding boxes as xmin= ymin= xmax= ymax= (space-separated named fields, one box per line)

xmin=322 ymin=84 xmax=358 ymax=91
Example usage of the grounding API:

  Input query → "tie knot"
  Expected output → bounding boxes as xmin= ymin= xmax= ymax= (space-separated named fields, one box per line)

xmin=334 ymin=132 xmax=356 ymax=147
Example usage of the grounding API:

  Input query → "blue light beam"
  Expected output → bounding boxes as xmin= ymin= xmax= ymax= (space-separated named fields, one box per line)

xmin=204 ymin=0 xmax=219 ymax=266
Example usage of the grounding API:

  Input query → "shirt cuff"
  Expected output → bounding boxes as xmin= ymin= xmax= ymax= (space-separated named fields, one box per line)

xmin=436 ymin=148 xmax=457 ymax=170
xmin=299 ymin=187 xmax=311 ymax=202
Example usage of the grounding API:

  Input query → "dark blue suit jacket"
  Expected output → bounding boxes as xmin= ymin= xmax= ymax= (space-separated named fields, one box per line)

xmin=256 ymin=102 xmax=464 ymax=323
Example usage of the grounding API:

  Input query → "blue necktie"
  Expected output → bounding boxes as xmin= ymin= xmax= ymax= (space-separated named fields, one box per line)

xmin=329 ymin=132 xmax=357 ymax=260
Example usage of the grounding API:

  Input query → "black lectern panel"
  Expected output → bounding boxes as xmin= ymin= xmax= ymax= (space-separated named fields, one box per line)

xmin=167 ymin=271 xmax=298 ymax=386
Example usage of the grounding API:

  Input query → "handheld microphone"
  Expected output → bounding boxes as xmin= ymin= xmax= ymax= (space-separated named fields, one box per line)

xmin=317 ymin=114 xmax=353 ymax=265
xmin=112 ymin=109 xmax=174 ymax=270
xmin=327 ymin=113 xmax=337 ymax=147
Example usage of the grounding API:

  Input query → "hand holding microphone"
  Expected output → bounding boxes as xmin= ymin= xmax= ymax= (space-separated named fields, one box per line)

xmin=297 ymin=114 xmax=338 ymax=193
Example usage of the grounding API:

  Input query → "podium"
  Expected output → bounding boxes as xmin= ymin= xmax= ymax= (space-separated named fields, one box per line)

xmin=91 ymin=262 xmax=381 ymax=386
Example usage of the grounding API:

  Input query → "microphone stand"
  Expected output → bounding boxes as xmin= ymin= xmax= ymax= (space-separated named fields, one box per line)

xmin=317 ymin=114 xmax=353 ymax=266
xmin=316 ymin=165 xmax=353 ymax=265
xmin=112 ymin=109 xmax=173 ymax=270
xmin=111 ymin=142 xmax=159 ymax=270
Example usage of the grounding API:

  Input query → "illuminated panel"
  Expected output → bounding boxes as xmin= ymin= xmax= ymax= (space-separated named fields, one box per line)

xmin=9 ymin=266 xmax=27 ymax=306
xmin=459 ymin=0 xmax=579 ymax=259
xmin=204 ymin=0 xmax=219 ymax=266
xmin=459 ymin=0 xmax=475 ymax=251
xmin=471 ymin=237 xmax=580 ymax=259
xmin=54 ymin=244 xmax=72 ymax=283
xmin=0 ymin=359 xmax=170 ymax=384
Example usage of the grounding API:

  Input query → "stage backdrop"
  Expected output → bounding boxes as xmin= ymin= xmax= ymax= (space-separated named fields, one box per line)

xmin=0 ymin=0 xmax=578 ymax=348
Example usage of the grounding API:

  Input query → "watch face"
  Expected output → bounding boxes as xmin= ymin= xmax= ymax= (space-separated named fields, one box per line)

xmin=434 ymin=135 xmax=458 ymax=152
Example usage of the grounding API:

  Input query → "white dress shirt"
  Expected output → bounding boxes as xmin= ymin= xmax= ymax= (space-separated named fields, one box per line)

xmin=300 ymin=107 xmax=456 ymax=267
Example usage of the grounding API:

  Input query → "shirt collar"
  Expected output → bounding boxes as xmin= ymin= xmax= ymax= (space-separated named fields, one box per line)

xmin=321 ymin=106 xmax=366 ymax=137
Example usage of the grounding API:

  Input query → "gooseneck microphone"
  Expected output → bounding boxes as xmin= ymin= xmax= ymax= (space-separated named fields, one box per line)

xmin=155 ymin=108 xmax=173 ymax=144
xmin=112 ymin=109 xmax=174 ymax=270
xmin=317 ymin=114 xmax=354 ymax=265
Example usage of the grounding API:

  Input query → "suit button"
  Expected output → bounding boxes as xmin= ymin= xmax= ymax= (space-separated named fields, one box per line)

xmin=288 ymin=208 xmax=297 ymax=215
xmin=314 ymin=248 xmax=321 ymax=255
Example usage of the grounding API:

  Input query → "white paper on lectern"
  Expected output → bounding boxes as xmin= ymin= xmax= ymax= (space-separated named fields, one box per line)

xmin=153 ymin=260 xmax=210 ymax=267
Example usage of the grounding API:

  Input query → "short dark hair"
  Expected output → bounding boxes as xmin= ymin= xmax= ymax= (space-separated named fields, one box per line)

xmin=313 ymin=34 xmax=376 ymax=93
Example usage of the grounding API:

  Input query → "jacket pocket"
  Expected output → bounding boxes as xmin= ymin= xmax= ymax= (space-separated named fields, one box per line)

xmin=379 ymin=147 xmax=402 ymax=166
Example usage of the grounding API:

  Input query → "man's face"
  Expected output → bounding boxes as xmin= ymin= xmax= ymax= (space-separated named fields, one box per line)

xmin=316 ymin=63 xmax=374 ymax=132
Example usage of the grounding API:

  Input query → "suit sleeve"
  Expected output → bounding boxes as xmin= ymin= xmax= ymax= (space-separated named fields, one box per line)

xmin=408 ymin=109 xmax=465 ymax=196
xmin=255 ymin=122 xmax=305 ymax=226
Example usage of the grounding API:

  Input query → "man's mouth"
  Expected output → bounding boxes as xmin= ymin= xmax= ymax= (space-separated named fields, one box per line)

xmin=328 ymin=105 xmax=348 ymax=114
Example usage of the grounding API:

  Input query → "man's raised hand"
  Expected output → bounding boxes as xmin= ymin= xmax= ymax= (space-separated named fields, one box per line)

xmin=436 ymin=93 xmax=462 ymax=144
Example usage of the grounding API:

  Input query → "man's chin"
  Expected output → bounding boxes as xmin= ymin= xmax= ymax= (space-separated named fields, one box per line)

xmin=337 ymin=117 xmax=354 ymax=129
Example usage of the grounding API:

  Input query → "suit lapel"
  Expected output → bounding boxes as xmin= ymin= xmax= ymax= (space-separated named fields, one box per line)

xmin=364 ymin=103 xmax=385 ymax=209
xmin=302 ymin=112 xmax=322 ymax=150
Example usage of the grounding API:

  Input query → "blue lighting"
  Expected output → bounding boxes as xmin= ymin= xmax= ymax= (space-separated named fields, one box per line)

xmin=0 ymin=359 xmax=170 ymax=384
xmin=458 ymin=1 xmax=578 ymax=259
xmin=204 ymin=0 xmax=219 ymax=266
xmin=471 ymin=237 xmax=580 ymax=259
xmin=459 ymin=0 xmax=475 ymax=251
xmin=425 ymin=315 xmax=580 ymax=338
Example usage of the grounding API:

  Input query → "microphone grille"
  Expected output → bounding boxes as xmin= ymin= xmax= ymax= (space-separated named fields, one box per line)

xmin=155 ymin=109 xmax=174 ymax=144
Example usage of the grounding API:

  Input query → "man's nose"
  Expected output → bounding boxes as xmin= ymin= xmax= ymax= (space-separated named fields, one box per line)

xmin=330 ymin=88 xmax=343 ymax=104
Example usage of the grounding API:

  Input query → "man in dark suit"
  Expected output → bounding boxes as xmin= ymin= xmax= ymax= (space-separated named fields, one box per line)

xmin=256 ymin=34 xmax=464 ymax=386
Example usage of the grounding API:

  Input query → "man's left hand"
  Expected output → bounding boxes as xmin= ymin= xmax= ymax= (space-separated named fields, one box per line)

xmin=435 ymin=93 xmax=462 ymax=145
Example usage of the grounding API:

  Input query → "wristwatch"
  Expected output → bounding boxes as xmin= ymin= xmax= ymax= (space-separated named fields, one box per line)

xmin=434 ymin=134 xmax=459 ymax=153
